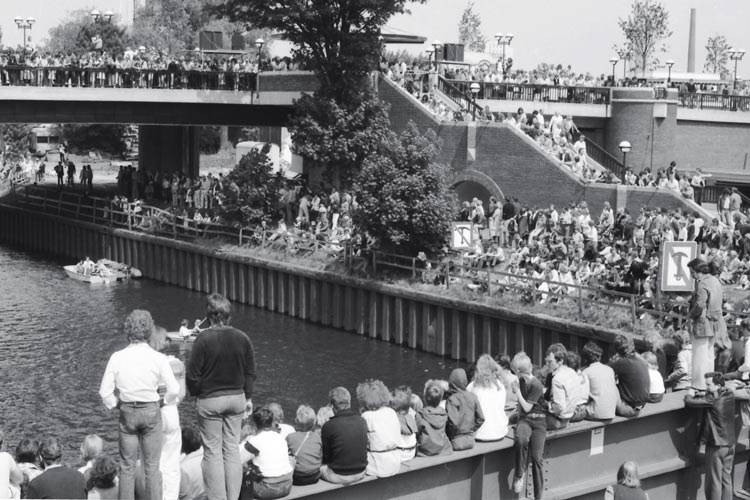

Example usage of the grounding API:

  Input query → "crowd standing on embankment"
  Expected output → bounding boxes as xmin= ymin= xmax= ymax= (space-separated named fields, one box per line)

xmin=3 ymin=287 xmax=750 ymax=499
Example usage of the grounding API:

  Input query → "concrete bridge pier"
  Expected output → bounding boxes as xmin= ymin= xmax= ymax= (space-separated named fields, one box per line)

xmin=138 ymin=125 xmax=200 ymax=178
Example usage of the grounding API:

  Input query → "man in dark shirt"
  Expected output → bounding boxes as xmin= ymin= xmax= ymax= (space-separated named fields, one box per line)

xmin=685 ymin=372 xmax=749 ymax=500
xmin=26 ymin=437 xmax=86 ymax=499
xmin=608 ymin=335 xmax=650 ymax=417
xmin=187 ymin=293 xmax=256 ymax=500
xmin=320 ymin=387 xmax=368 ymax=485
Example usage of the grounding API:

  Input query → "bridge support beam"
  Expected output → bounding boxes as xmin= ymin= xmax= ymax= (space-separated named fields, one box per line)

xmin=138 ymin=125 xmax=200 ymax=178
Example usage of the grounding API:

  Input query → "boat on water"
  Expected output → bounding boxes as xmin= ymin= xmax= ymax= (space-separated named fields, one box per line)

xmin=167 ymin=331 xmax=196 ymax=343
xmin=63 ymin=259 xmax=143 ymax=283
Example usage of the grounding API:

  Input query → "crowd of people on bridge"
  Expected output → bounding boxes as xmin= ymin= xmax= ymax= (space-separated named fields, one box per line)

xmin=0 ymin=47 xmax=300 ymax=89
xmin=3 ymin=290 xmax=750 ymax=500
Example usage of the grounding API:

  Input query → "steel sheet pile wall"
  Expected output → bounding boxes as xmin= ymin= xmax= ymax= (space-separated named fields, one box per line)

xmin=0 ymin=206 xmax=623 ymax=364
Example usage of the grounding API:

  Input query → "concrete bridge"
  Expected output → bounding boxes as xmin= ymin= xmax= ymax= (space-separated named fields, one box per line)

xmin=0 ymin=70 xmax=741 ymax=218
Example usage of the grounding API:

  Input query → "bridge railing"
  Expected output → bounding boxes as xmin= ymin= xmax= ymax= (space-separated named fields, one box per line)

xmin=445 ymin=79 xmax=611 ymax=105
xmin=584 ymin=137 xmax=625 ymax=180
xmin=436 ymin=77 xmax=484 ymax=117
xmin=0 ymin=65 xmax=258 ymax=91
xmin=678 ymin=92 xmax=750 ymax=111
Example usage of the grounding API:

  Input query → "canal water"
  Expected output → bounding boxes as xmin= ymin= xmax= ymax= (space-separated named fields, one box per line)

xmin=0 ymin=246 xmax=462 ymax=462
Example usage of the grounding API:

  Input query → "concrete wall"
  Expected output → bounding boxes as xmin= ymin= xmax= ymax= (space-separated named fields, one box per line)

xmin=674 ymin=119 xmax=750 ymax=179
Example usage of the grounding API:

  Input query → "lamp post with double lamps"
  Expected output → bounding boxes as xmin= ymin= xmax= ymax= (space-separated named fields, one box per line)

xmin=14 ymin=16 xmax=35 ymax=52
xmin=609 ymin=56 xmax=619 ymax=86
xmin=494 ymin=32 xmax=514 ymax=78
xmin=729 ymin=48 xmax=746 ymax=91
xmin=432 ymin=40 xmax=441 ymax=72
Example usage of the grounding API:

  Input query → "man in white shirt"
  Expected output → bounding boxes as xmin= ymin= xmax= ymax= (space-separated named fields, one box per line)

xmin=691 ymin=168 xmax=712 ymax=205
xmin=99 ymin=309 xmax=180 ymax=500
xmin=544 ymin=345 xmax=580 ymax=430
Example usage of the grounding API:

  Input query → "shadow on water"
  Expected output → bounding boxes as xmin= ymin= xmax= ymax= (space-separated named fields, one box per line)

xmin=0 ymin=245 xmax=463 ymax=462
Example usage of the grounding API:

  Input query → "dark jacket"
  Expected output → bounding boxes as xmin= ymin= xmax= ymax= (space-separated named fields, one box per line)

xmin=186 ymin=325 xmax=256 ymax=399
xmin=609 ymin=356 xmax=650 ymax=407
xmin=27 ymin=466 xmax=86 ymax=499
xmin=415 ymin=406 xmax=452 ymax=457
xmin=685 ymin=388 xmax=742 ymax=447
xmin=446 ymin=369 xmax=485 ymax=450
xmin=321 ymin=409 xmax=368 ymax=475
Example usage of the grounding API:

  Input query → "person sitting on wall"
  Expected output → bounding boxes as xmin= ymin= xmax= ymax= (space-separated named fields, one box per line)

xmin=320 ymin=387 xmax=368 ymax=485
xmin=609 ymin=335 xmax=651 ymax=417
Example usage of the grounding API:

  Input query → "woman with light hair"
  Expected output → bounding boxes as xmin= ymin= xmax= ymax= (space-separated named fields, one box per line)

xmin=604 ymin=461 xmax=649 ymax=499
xmin=77 ymin=434 xmax=104 ymax=481
xmin=356 ymin=380 xmax=401 ymax=478
xmin=467 ymin=354 xmax=508 ymax=441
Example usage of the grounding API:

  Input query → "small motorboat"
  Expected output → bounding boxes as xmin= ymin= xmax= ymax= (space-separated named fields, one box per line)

xmin=64 ymin=258 xmax=142 ymax=283
xmin=64 ymin=265 xmax=112 ymax=284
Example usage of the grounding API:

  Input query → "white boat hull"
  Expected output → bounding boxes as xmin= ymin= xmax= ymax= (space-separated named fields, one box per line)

xmin=64 ymin=265 xmax=108 ymax=284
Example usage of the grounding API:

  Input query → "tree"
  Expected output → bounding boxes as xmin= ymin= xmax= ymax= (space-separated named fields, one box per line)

xmin=130 ymin=0 xmax=195 ymax=56
xmin=617 ymin=0 xmax=673 ymax=74
xmin=353 ymin=122 xmax=456 ymax=256
xmin=61 ymin=124 xmax=127 ymax=156
xmin=46 ymin=10 xmax=128 ymax=55
xmin=213 ymin=0 xmax=426 ymax=106
xmin=216 ymin=145 xmax=285 ymax=227
xmin=0 ymin=124 xmax=32 ymax=167
xmin=458 ymin=2 xmax=486 ymax=52
xmin=289 ymin=94 xmax=392 ymax=189
xmin=704 ymin=35 xmax=731 ymax=79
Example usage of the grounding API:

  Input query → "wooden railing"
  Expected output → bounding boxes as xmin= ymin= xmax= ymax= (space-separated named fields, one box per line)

xmin=445 ymin=79 xmax=611 ymax=105
xmin=0 ymin=65 xmax=258 ymax=92
xmin=20 ymin=185 xmax=746 ymax=333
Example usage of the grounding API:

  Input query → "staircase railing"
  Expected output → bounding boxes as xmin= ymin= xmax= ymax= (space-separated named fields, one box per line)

xmin=437 ymin=76 xmax=484 ymax=118
xmin=584 ymin=137 xmax=625 ymax=180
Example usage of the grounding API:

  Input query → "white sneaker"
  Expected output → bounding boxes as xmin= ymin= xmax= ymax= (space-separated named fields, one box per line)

xmin=513 ymin=474 xmax=525 ymax=494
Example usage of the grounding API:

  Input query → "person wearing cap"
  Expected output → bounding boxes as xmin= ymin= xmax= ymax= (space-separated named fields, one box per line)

xmin=687 ymin=259 xmax=729 ymax=393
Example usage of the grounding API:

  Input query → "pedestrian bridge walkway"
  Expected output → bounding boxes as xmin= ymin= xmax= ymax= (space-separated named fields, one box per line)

xmin=0 ymin=70 xmax=319 ymax=125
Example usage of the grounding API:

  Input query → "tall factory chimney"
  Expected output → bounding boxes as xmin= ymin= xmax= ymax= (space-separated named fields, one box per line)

xmin=687 ymin=8 xmax=696 ymax=72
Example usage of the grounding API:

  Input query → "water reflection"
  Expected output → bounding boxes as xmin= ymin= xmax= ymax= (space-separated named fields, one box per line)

xmin=0 ymin=247 xmax=462 ymax=461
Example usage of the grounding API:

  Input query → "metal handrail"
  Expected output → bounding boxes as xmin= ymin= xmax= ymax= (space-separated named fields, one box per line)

xmin=678 ymin=92 xmax=750 ymax=111
xmin=445 ymin=80 xmax=611 ymax=105
xmin=0 ymin=65 xmax=258 ymax=91
xmin=437 ymin=76 xmax=484 ymax=117
xmin=584 ymin=137 xmax=625 ymax=180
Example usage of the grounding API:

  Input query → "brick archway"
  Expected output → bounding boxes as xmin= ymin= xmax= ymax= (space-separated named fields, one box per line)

xmin=452 ymin=170 xmax=505 ymax=203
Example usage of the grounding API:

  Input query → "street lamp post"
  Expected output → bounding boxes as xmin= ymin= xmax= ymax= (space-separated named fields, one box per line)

xmin=90 ymin=9 xmax=114 ymax=22
xmin=729 ymin=48 xmax=746 ymax=91
xmin=432 ymin=40 xmax=441 ymax=72
xmin=665 ymin=60 xmax=675 ymax=85
xmin=425 ymin=49 xmax=433 ymax=69
xmin=14 ymin=16 xmax=36 ymax=52
xmin=609 ymin=56 xmax=619 ymax=86
xmin=619 ymin=140 xmax=631 ymax=178
xmin=255 ymin=38 xmax=264 ymax=100
xmin=494 ymin=32 xmax=514 ymax=79
xmin=470 ymin=82 xmax=480 ymax=120
xmin=616 ymin=49 xmax=632 ymax=80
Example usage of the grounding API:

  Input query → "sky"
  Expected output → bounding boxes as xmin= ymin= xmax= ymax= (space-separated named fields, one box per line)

xmin=2 ymin=0 xmax=749 ymax=77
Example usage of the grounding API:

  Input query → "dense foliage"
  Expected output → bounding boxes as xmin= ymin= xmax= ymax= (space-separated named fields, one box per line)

xmin=216 ymin=145 xmax=285 ymax=227
xmin=354 ymin=122 xmax=456 ymax=256
xmin=0 ymin=124 xmax=32 ymax=166
xmin=213 ymin=0 xmax=425 ymax=106
xmin=289 ymin=94 xmax=392 ymax=189
xmin=704 ymin=35 xmax=731 ymax=79
xmin=46 ymin=9 xmax=128 ymax=56
xmin=61 ymin=125 xmax=128 ymax=156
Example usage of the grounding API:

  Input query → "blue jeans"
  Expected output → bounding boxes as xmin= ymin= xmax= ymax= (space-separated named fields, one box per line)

xmin=119 ymin=401 xmax=163 ymax=500
xmin=197 ymin=393 xmax=246 ymax=500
